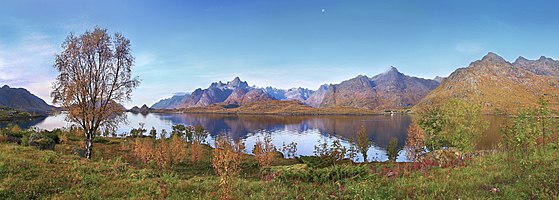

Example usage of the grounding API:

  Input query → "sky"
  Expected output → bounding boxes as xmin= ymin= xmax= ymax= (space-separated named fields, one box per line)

xmin=1 ymin=0 xmax=559 ymax=108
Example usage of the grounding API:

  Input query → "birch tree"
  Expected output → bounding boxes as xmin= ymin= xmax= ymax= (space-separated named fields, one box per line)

xmin=52 ymin=27 xmax=139 ymax=159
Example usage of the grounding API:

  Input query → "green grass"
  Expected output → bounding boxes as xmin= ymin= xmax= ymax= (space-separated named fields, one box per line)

xmin=1 ymin=138 xmax=558 ymax=199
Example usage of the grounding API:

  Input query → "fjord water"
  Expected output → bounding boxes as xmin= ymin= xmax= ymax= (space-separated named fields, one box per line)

xmin=17 ymin=113 xmax=503 ymax=162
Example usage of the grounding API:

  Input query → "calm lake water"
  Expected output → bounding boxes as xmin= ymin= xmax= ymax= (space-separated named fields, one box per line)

xmin=2 ymin=113 xmax=505 ymax=162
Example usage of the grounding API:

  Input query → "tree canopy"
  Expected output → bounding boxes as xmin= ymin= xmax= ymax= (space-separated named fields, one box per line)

xmin=52 ymin=27 xmax=139 ymax=159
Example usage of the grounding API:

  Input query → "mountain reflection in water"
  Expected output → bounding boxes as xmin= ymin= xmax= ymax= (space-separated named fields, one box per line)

xmin=24 ymin=113 xmax=503 ymax=162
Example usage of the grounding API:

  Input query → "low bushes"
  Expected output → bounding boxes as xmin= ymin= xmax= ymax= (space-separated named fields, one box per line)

xmin=277 ymin=164 xmax=370 ymax=183
xmin=0 ymin=125 xmax=63 ymax=150
xmin=28 ymin=133 xmax=55 ymax=150
xmin=133 ymin=135 xmax=187 ymax=169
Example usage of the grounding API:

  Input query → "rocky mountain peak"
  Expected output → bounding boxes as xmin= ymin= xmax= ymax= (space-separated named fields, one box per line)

xmin=515 ymin=56 xmax=529 ymax=63
xmin=481 ymin=52 xmax=508 ymax=65
xmin=539 ymin=56 xmax=549 ymax=61
xmin=230 ymin=77 xmax=241 ymax=84
xmin=226 ymin=77 xmax=248 ymax=89
xmin=372 ymin=66 xmax=405 ymax=83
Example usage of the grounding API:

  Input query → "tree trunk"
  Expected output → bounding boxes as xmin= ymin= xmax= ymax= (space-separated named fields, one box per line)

xmin=85 ymin=131 xmax=94 ymax=159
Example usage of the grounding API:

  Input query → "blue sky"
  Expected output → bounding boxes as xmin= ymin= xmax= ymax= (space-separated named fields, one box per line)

xmin=1 ymin=0 xmax=559 ymax=108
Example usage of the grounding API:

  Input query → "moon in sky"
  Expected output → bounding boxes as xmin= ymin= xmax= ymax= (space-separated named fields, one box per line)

xmin=322 ymin=9 xmax=325 ymax=13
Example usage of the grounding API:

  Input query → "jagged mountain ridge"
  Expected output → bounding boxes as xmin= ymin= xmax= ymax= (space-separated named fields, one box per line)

xmin=263 ymin=87 xmax=315 ymax=102
xmin=152 ymin=77 xmax=283 ymax=109
xmin=415 ymin=52 xmax=559 ymax=113
xmin=513 ymin=56 xmax=559 ymax=77
xmin=152 ymin=68 xmax=441 ymax=110
xmin=305 ymin=67 xmax=440 ymax=110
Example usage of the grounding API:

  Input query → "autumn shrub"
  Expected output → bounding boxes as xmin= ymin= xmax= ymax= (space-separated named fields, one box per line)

xmin=405 ymin=122 xmax=426 ymax=162
xmin=8 ymin=124 xmax=22 ymax=133
xmin=252 ymin=134 xmax=276 ymax=168
xmin=154 ymin=140 xmax=171 ymax=168
xmin=168 ymin=135 xmax=187 ymax=165
xmin=0 ymin=134 xmax=8 ymax=143
xmin=211 ymin=135 xmax=245 ymax=200
xmin=133 ymin=135 xmax=187 ymax=169
xmin=190 ymin=125 xmax=208 ymax=163
xmin=190 ymin=142 xmax=203 ymax=163
xmin=133 ymin=138 xmax=154 ymax=164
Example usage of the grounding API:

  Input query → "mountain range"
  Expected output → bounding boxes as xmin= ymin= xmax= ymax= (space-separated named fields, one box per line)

xmin=3 ymin=52 xmax=558 ymax=115
xmin=415 ymin=52 xmax=559 ymax=113
xmin=304 ymin=67 xmax=440 ymax=110
xmin=0 ymin=85 xmax=55 ymax=115
xmin=151 ymin=67 xmax=440 ymax=111
xmin=151 ymin=77 xmax=318 ymax=109
xmin=152 ymin=52 xmax=559 ymax=113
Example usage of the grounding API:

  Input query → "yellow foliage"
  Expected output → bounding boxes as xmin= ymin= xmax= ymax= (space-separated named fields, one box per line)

xmin=212 ymin=135 xmax=245 ymax=200
xmin=405 ymin=122 xmax=425 ymax=162
xmin=252 ymin=134 xmax=275 ymax=168
xmin=133 ymin=135 xmax=187 ymax=169
xmin=190 ymin=142 xmax=203 ymax=163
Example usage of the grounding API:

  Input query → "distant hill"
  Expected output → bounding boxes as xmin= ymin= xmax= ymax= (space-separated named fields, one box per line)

xmin=151 ymin=93 xmax=190 ymax=109
xmin=415 ymin=52 xmax=559 ymax=113
xmin=0 ymin=85 xmax=55 ymax=115
xmin=305 ymin=67 xmax=440 ymax=111
xmin=129 ymin=104 xmax=151 ymax=114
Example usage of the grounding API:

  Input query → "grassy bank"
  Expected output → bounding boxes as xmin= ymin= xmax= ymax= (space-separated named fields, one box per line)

xmin=0 ymin=106 xmax=40 ymax=121
xmin=1 ymin=136 xmax=558 ymax=199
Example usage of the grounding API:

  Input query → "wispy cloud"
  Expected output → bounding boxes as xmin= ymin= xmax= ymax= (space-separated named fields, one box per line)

xmin=455 ymin=41 xmax=484 ymax=54
xmin=0 ymin=33 xmax=58 ymax=103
